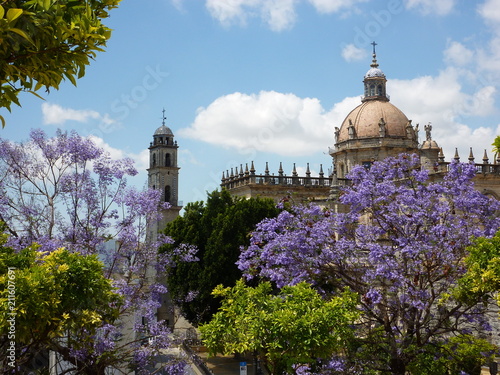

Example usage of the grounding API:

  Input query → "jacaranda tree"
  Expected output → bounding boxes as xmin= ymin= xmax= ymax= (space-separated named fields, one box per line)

xmin=238 ymin=154 xmax=500 ymax=374
xmin=0 ymin=129 xmax=190 ymax=374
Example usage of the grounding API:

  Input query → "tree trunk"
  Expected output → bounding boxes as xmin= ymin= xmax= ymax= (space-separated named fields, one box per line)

xmin=390 ymin=357 xmax=406 ymax=375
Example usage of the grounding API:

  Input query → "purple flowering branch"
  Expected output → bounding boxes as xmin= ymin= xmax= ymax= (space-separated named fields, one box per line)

xmin=239 ymin=154 xmax=500 ymax=374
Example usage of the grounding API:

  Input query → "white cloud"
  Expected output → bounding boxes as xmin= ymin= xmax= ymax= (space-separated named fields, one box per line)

xmin=205 ymin=0 xmax=283 ymax=29
xmin=478 ymin=0 xmax=500 ymax=26
xmin=41 ymin=103 xmax=118 ymax=129
xmin=405 ymin=0 xmax=455 ymax=15
xmin=180 ymin=91 xmax=359 ymax=157
xmin=262 ymin=0 xmax=298 ymax=31
xmin=443 ymin=41 xmax=474 ymax=66
xmin=341 ymin=43 xmax=368 ymax=62
xmin=42 ymin=103 xmax=101 ymax=125
xmin=307 ymin=0 xmax=367 ymax=14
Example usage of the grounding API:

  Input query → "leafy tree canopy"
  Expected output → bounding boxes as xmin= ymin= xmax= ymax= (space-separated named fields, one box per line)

xmin=0 ymin=0 xmax=120 ymax=127
xmin=162 ymin=189 xmax=280 ymax=326
xmin=200 ymin=280 xmax=360 ymax=375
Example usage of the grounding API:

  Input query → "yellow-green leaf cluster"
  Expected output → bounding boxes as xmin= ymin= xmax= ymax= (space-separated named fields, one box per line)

xmin=455 ymin=231 xmax=500 ymax=306
xmin=0 ymin=0 xmax=121 ymax=127
xmin=200 ymin=280 xmax=359 ymax=374
xmin=0 ymin=237 xmax=121 ymax=346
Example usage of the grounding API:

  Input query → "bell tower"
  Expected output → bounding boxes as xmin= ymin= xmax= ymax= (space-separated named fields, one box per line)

xmin=148 ymin=110 xmax=182 ymax=232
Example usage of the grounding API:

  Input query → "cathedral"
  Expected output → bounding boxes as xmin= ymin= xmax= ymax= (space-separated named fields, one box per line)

xmin=220 ymin=45 xmax=500 ymax=202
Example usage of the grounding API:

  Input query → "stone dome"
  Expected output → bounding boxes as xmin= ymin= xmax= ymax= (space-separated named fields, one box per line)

xmin=421 ymin=139 xmax=440 ymax=149
xmin=154 ymin=124 xmax=173 ymax=137
xmin=338 ymin=100 xmax=409 ymax=143
xmin=365 ymin=67 xmax=385 ymax=78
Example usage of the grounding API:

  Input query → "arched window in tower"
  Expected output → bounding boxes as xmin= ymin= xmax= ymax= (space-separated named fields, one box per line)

xmin=165 ymin=153 xmax=171 ymax=167
xmin=377 ymin=84 xmax=383 ymax=96
xmin=165 ymin=185 xmax=171 ymax=203
xmin=370 ymin=84 xmax=375 ymax=96
xmin=152 ymin=154 xmax=157 ymax=167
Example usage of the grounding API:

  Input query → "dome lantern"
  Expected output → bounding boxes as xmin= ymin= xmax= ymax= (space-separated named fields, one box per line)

xmin=362 ymin=42 xmax=389 ymax=102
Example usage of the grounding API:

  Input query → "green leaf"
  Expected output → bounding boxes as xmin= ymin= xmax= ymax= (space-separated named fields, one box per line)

xmin=27 ymin=90 xmax=45 ymax=101
xmin=0 ymin=5 xmax=5 ymax=19
xmin=9 ymin=28 xmax=35 ymax=45
xmin=6 ymin=8 xmax=23 ymax=23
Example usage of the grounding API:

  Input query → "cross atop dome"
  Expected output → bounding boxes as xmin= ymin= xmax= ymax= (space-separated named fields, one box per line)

xmin=371 ymin=41 xmax=379 ymax=68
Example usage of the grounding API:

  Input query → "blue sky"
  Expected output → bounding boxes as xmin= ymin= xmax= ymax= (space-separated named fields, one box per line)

xmin=2 ymin=0 xmax=500 ymax=206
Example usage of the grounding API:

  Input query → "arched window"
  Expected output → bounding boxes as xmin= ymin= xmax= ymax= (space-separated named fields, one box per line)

xmin=165 ymin=185 xmax=171 ymax=203
xmin=369 ymin=84 xmax=375 ymax=96
xmin=377 ymin=85 xmax=383 ymax=96
xmin=152 ymin=154 xmax=156 ymax=167
xmin=165 ymin=153 xmax=171 ymax=167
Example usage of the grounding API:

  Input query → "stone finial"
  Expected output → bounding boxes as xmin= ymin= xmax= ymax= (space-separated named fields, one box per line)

xmin=438 ymin=147 xmax=445 ymax=163
xmin=454 ymin=148 xmax=460 ymax=162
xmin=468 ymin=147 xmax=474 ymax=163
xmin=483 ymin=149 xmax=489 ymax=164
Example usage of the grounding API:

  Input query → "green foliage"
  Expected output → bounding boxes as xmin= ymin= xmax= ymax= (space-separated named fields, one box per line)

xmin=0 ymin=233 xmax=121 ymax=367
xmin=493 ymin=135 xmax=500 ymax=158
xmin=200 ymin=280 xmax=360 ymax=375
xmin=162 ymin=190 xmax=280 ymax=325
xmin=0 ymin=0 xmax=120 ymax=126
xmin=408 ymin=335 xmax=496 ymax=375
xmin=455 ymin=231 xmax=500 ymax=306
